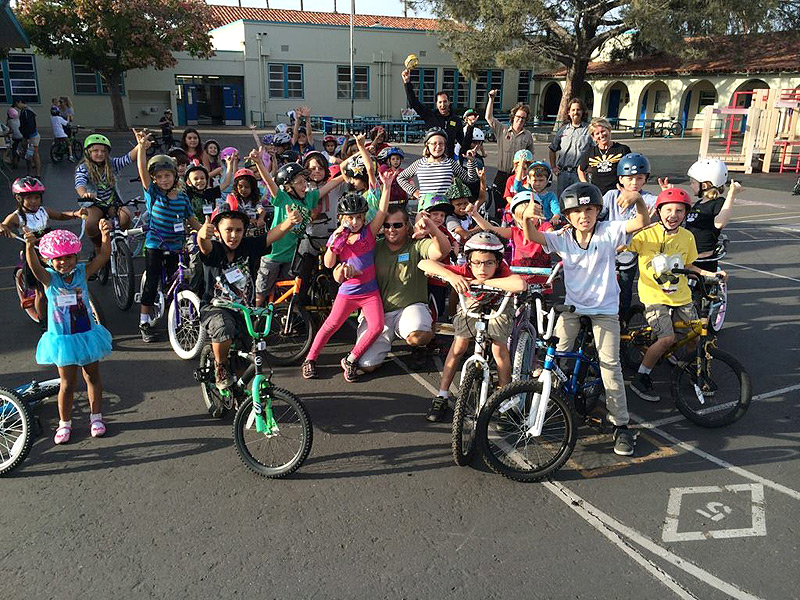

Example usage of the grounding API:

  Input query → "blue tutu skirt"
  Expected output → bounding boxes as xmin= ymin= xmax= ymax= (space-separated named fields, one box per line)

xmin=36 ymin=324 xmax=113 ymax=368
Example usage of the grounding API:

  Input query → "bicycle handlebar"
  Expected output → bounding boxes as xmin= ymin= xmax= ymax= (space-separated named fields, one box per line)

xmin=510 ymin=261 xmax=563 ymax=286
xmin=457 ymin=284 xmax=512 ymax=321
xmin=672 ymin=268 xmax=721 ymax=299
xmin=10 ymin=217 xmax=87 ymax=245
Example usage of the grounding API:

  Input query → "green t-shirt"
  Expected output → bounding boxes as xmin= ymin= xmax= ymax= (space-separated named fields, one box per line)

xmin=364 ymin=185 xmax=381 ymax=223
xmin=265 ymin=188 xmax=318 ymax=263
xmin=374 ymin=237 xmax=432 ymax=313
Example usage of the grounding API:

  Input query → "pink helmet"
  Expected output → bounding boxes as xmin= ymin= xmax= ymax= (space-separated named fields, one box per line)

xmin=7 ymin=107 xmax=19 ymax=119
xmin=38 ymin=230 xmax=82 ymax=260
xmin=12 ymin=176 xmax=46 ymax=196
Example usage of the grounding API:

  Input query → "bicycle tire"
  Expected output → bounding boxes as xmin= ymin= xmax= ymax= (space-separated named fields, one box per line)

xmin=621 ymin=304 xmax=648 ymax=372
xmin=111 ymin=238 xmax=135 ymax=311
xmin=477 ymin=380 xmax=577 ymax=482
xmin=88 ymin=289 xmax=108 ymax=330
xmin=0 ymin=387 xmax=32 ymax=476
xmin=168 ymin=290 xmax=207 ymax=360
xmin=49 ymin=142 xmax=64 ymax=164
xmin=670 ymin=122 xmax=684 ymax=137
xmin=13 ymin=267 xmax=40 ymax=323
xmin=233 ymin=387 xmax=313 ymax=478
xmin=71 ymin=139 xmax=82 ymax=159
xmin=451 ymin=364 xmax=483 ymax=466
xmin=511 ymin=329 xmax=535 ymax=382
xmin=263 ymin=303 xmax=314 ymax=366
xmin=708 ymin=280 xmax=728 ymax=333
xmin=672 ymin=347 xmax=751 ymax=427
xmin=199 ymin=345 xmax=229 ymax=418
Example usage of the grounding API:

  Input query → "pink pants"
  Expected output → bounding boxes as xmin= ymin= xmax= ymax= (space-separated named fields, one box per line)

xmin=307 ymin=290 xmax=384 ymax=362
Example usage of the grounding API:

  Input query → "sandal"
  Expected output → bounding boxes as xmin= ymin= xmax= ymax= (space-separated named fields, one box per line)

xmin=90 ymin=418 xmax=107 ymax=438
xmin=301 ymin=360 xmax=317 ymax=379
xmin=53 ymin=426 xmax=72 ymax=445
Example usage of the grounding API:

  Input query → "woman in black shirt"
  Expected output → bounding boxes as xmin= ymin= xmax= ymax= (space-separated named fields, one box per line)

xmin=578 ymin=118 xmax=631 ymax=195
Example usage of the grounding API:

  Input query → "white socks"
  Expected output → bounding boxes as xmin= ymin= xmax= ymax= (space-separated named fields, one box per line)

xmin=90 ymin=413 xmax=103 ymax=423
xmin=437 ymin=390 xmax=449 ymax=399
xmin=638 ymin=365 xmax=652 ymax=375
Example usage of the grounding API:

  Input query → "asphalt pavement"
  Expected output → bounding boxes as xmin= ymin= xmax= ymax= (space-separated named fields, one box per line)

xmin=1 ymin=132 xmax=799 ymax=600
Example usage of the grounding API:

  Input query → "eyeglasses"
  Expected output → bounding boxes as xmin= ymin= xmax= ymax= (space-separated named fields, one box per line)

xmin=428 ymin=141 xmax=446 ymax=147
xmin=382 ymin=222 xmax=406 ymax=229
xmin=469 ymin=259 xmax=497 ymax=267
xmin=513 ymin=115 xmax=526 ymax=121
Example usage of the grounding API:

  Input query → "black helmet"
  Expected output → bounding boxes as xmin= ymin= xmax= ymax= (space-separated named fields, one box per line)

xmin=275 ymin=162 xmax=307 ymax=187
xmin=560 ymin=182 xmax=604 ymax=212
xmin=337 ymin=192 xmax=369 ymax=216
xmin=302 ymin=150 xmax=330 ymax=180
xmin=375 ymin=147 xmax=391 ymax=165
xmin=167 ymin=147 xmax=189 ymax=165
xmin=184 ymin=163 xmax=209 ymax=183
xmin=343 ymin=157 xmax=368 ymax=181
xmin=423 ymin=128 xmax=448 ymax=145
xmin=147 ymin=154 xmax=177 ymax=176
xmin=278 ymin=149 xmax=300 ymax=164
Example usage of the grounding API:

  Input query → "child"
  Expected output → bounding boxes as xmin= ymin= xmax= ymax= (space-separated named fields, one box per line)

xmin=504 ymin=149 xmax=534 ymax=203
xmin=50 ymin=106 xmax=73 ymax=162
xmin=203 ymin=139 xmax=223 ymax=181
xmin=510 ymin=161 xmax=561 ymax=226
xmin=1 ymin=176 xmax=88 ymax=321
xmin=158 ymin=109 xmax=175 ymax=148
xmin=6 ymin=106 xmax=23 ymax=168
xmin=167 ymin=147 xmax=190 ymax=182
xmin=197 ymin=199 xmax=300 ymax=390
xmin=134 ymin=129 xmax=202 ymax=342
xmin=627 ymin=188 xmax=727 ymax=402
xmin=226 ymin=167 xmax=268 ymax=235
xmin=321 ymin=135 xmax=340 ymax=164
xmin=301 ymin=174 xmax=393 ymax=382
xmin=25 ymin=222 xmax=113 ymax=444
xmin=181 ymin=128 xmax=204 ymax=165
xmin=417 ymin=194 xmax=459 ymax=321
xmin=377 ymin=147 xmax=407 ymax=206
xmin=340 ymin=134 xmax=380 ymax=220
xmin=367 ymin=126 xmax=390 ymax=156
xmin=418 ymin=232 xmax=526 ymax=422
xmin=522 ymin=182 xmax=649 ymax=456
xmin=444 ymin=177 xmax=481 ymax=245
xmin=184 ymin=160 xmax=235 ymax=221
xmin=291 ymin=107 xmax=315 ymax=154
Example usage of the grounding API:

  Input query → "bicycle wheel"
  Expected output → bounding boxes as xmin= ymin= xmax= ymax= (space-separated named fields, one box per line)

xmin=672 ymin=347 xmax=752 ymax=427
xmin=13 ymin=267 xmax=40 ymax=323
xmin=452 ymin=364 xmax=483 ymax=466
xmin=670 ymin=121 xmax=684 ymax=137
xmin=18 ymin=379 xmax=60 ymax=404
xmin=708 ymin=280 xmax=728 ymax=333
xmin=511 ymin=329 xmax=535 ymax=382
xmin=477 ymin=380 xmax=577 ymax=482
xmin=198 ymin=345 xmax=229 ymax=418
xmin=49 ymin=142 xmax=64 ymax=164
xmin=139 ymin=271 xmax=165 ymax=322
xmin=88 ymin=290 xmax=108 ymax=330
xmin=621 ymin=304 xmax=648 ymax=372
xmin=263 ymin=303 xmax=314 ymax=366
xmin=97 ymin=259 xmax=110 ymax=285
xmin=111 ymin=238 xmax=135 ymax=311
xmin=168 ymin=290 xmax=207 ymax=360
xmin=71 ymin=138 xmax=82 ymax=159
xmin=0 ymin=387 xmax=32 ymax=477
xmin=233 ymin=387 xmax=313 ymax=478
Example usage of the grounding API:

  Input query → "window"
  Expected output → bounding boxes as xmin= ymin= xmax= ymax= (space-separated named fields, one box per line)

xmin=698 ymin=89 xmax=717 ymax=108
xmin=409 ymin=68 xmax=437 ymax=105
xmin=517 ymin=70 xmax=532 ymax=104
xmin=268 ymin=63 xmax=304 ymax=99
xmin=0 ymin=63 xmax=6 ymax=104
xmin=442 ymin=69 xmax=469 ymax=109
xmin=72 ymin=63 xmax=125 ymax=95
xmin=654 ymin=90 xmax=668 ymax=114
xmin=5 ymin=54 xmax=39 ymax=104
xmin=475 ymin=70 xmax=503 ymax=108
xmin=337 ymin=65 xmax=369 ymax=100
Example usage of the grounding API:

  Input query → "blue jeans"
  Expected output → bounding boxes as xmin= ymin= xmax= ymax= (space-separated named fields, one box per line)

xmin=618 ymin=264 xmax=637 ymax=319
xmin=556 ymin=169 xmax=579 ymax=197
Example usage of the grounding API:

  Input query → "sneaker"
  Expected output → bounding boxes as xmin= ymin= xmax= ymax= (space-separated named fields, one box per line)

xmin=630 ymin=372 xmax=660 ymax=402
xmin=613 ymin=426 xmax=636 ymax=456
xmin=341 ymin=357 xmax=359 ymax=383
xmin=426 ymin=396 xmax=448 ymax=423
xmin=301 ymin=359 xmax=318 ymax=379
xmin=407 ymin=346 xmax=427 ymax=370
xmin=139 ymin=321 xmax=158 ymax=343
xmin=68 ymin=156 xmax=75 ymax=163
xmin=215 ymin=362 xmax=233 ymax=391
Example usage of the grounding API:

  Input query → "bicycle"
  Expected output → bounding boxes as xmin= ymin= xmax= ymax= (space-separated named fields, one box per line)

xmin=193 ymin=277 xmax=313 ymax=478
xmin=620 ymin=269 xmax=751 ymax=427
xmin=0 ymin=377 xmax=61 ymax=476
xmin=133 ymin=227 xmax=207 ymax=360
xmin=49 ymin=125 xmax=83 ymax=164
xmin=691 ymin=233 xmax=729 ymax=333
xmin=475 ymin=300 xmax=585 ymax=482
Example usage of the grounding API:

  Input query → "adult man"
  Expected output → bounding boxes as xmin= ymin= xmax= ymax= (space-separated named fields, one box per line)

xmin=578 ymin=117 xmax=631 ymax=195
xmin=484 ymin=90 xmax=535 ymax=196
xmin=14 ymin=98 xmax=41 ymax=177
xmin=402 ymin=69 xmax=469 ymax=158
xmin=549 ymin=97 xmax=592 ymax=197
xmin=350 ymin=206 xmax=451 ymax=371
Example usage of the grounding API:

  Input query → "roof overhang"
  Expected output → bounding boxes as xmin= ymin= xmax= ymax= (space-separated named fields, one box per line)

xmin=1 ymin=1 xmax=29 ymax=49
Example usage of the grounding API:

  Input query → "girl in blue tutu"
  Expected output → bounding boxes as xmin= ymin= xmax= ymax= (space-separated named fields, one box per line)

xmin=24 ymin=220 xmax=113 ymax=444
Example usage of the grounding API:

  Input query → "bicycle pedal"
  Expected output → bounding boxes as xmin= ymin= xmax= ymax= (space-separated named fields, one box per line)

xmin=133 ymin=292 xmax=142 ymax=303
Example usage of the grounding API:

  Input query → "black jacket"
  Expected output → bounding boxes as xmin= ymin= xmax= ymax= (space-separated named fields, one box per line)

xmin=404 ymin=82 xmax=470 ymax=158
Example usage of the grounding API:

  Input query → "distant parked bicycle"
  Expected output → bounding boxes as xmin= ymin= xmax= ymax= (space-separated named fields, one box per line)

xmin=50 ymin=125 xmax=83 ymax=164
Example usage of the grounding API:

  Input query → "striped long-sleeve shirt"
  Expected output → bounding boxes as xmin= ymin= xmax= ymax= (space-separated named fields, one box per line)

xmin=74 ymin=154 xmax=133 ymax=206
xmin=397 ymin=157 xmax=477 ymax=197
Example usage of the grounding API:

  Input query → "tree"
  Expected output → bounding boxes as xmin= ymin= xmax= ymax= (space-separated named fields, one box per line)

xmin=419 ymin=0 xmax=800 ymax=123
xmin=16 ymin=0 xmax=216 ymax=130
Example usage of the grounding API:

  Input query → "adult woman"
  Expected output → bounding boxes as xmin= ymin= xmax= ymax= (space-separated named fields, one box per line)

xmin=578 ymin=117 xmax=631 ymax=195
xmin=549 ymin=98 xmax=592 ymax=196
xmin=59 ymin=96 xmax=75 ymax=123
xmin=484 ymin=91 xmax=535 ymax=193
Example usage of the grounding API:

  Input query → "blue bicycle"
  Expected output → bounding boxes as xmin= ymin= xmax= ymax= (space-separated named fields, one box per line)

xmin=0 ymin=378 xmax=61 ymax=476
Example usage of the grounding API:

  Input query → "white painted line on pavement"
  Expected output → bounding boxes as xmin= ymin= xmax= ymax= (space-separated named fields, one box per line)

xmin=753 ymin=383 xmax=800 ymax=401
xmin=730 ymin=212 xmax=800 ymax=222
xmin=725 ymin=237 xmax=800 ymax=243
xmin=546 ymin=481 xmax=765 ymax=600
xmin=722 ymin=261 xmax=800 ymax=284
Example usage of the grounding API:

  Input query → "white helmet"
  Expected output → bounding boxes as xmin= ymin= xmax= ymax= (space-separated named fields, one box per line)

xmin=464 ymin=231 xmax=504 ymax=254
xmin=471 ymin=128 xmax=485 ymax=142
xmin=275 ymin=123 xmax=290 ymax=135
xmin=509 ymin=190 xmax=534 ymax=214
xmin=687 ymin=158 xmax=728 ymax=189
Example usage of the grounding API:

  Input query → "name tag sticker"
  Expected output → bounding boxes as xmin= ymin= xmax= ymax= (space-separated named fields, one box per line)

xmin=56 ymin=293 xmax=77 ymax=307
xmin=224 ymin=267 xmax=245 ymax=284
xmin=173 ymin=221 xmax=185 ymax=233
xmin=202 ymin=204 xmax=213 ymax=215
xmin=449 ymin=121 xmax=456 ymax=127
xmin=397 ymin=252 xmax=410 ymax=263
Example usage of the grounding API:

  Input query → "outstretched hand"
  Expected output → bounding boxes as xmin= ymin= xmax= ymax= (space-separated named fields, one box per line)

xmin=657 ymin=177 xmax=672 ymax=190
xmin=198 ymin=215 xmax=215 ymax=241
xmin=22 ymin=227 xmax=37 ymax=247
xmin=98 ymin=218 xmax=112 ymax=241
xmin=615 ymin=184 xmax=641 ymax=210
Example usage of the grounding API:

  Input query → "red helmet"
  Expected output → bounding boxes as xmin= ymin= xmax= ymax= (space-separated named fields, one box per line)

xmin=655 ymin=187 xmax=692 ymax=211
xmin=233 ymin=168 xmax=257 ymax=186
xmin=12 ymin=176 xmax=46 ymax=196
xmin=323 ymin=135 xmax=337 ymax=144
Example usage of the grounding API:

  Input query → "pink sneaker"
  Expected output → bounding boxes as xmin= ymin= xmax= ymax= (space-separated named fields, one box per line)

xmin=54 ymin=426 xmax=72 ymax=445
xmin=90 ymin=418 xmax=106 ymax=438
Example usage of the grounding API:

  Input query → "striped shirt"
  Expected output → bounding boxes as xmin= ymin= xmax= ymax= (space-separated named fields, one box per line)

xmin=329 ymin=226 xmax=378 ymax=296
xmin=144 ymin=183 xmax=193 ymax=252
xmin=74 ymin=154 xmax=132 ymax=206
xmin=397 ymin=158 xmax=476 ymax=197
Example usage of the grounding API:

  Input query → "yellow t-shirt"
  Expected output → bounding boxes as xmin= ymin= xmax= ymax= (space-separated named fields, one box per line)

xmin=628 ymin=225 xmax=698 ymax=306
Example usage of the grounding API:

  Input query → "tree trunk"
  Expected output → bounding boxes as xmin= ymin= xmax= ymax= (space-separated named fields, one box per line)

xmin=555 ymin=59 xmax=590 ymax=126
xmin=104 ymin=74 xmax=128 ymax=131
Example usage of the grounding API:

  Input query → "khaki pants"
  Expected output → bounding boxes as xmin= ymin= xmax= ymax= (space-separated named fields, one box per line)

xmin=555 ymin=312 xmax=629 ymax=426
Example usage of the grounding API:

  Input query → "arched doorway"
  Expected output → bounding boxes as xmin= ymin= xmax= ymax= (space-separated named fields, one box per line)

xmin=580 ymin=82 xmax=594 ymax=115
xmin=679 ymin=80 xmax=717 ymax=131
xmin=542 ymin=82 xmax=562 ymax=120
xmin=637 ymin=81 xmax=671 ymax=128
xmin=601 ymin=81 xmax=629 ymax=127
xmin=731 ymin=79 xmax=770 ymax=107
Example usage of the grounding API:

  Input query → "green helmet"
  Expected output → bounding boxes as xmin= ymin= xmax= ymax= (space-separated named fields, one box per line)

xmin=445 ymin=177 xmax=472 ymax=201
xmin=418 ymin=193 xmax=453 ymax=215
xmin=83 ymin=134 xmax=111 ymax=150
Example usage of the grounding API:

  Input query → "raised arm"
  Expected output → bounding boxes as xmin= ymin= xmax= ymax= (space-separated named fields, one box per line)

xmin=714 ymin=181 xmax=740 ymax=230
xmin=266 ymin=206 xmax=301 ymax=247
xmin=251 ymin=147 xmax=279 ymax=198
xmin=415 ymin=214 xmax=451 ymax=261
xmin=304 ymin=108 xmax=314 ymax=146
xmin=133 ymin=128 xmax=151 ymax=188
xmin=23 ymin=228 xmax=49 ymax=287
xmin=369 ymin=170 xmax=394 ymax=236
xmin=402 ymin=69 xmax=429 ymax=118
xmin=465 ymin=204 xmax=511 ymax=239
xmin=623 ymin=195 xmax=651 ymax=234
xmin=291 ymin=108 xmax=301 ymax=147
xmin=354 ymin=134 xmax=376 ymax=189
xmin=522 ymin=200 xmax=548 ymax=246
xmin=85 ymin=219 xmax=112 ymax=278
xmin=484 ymin=89 xmax=499 ymax=128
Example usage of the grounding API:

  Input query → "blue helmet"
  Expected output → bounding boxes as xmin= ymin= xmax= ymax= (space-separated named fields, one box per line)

xmin=386 ymin=147 xmax=405 ymax=160
xmin=617 ymin=153 xmax=651 ymax=177
xmin=528 ymin=160 xmax=553 ymax=186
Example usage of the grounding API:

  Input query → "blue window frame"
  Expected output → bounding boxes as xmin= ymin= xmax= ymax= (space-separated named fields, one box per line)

xmin=72 ymin=62 xmax=125 ymax=96
xmin=1 ymin=54 xmax=39 ymax=104
xmin=517 ymin=70 xmax=532 ymax=104
xmin=443 ymin=69 xmax=469 ymax=109
xmin=410 ymin=68 xmax=437 ymax=105
xmin=268 ymin=63 xmax=304 ymax=99
xmin=337 ymin=65 xmax=370 ymax=100
xmin=475 ymin=69 xmax=504 ymax=109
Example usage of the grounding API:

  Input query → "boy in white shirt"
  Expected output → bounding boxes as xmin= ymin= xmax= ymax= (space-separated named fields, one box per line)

xmin=49 ymin=106 xmax=73 ymax=162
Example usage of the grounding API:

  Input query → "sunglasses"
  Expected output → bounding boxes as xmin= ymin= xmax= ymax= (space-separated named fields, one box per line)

xmin=382 ymin=222 xmax=406 ymax=229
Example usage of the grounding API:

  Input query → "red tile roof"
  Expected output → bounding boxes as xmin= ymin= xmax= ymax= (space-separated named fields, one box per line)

xmin=536 ymin=33 xmax=800 ymax=79
xmin=209 ymin=4 xmax=439 ymax=31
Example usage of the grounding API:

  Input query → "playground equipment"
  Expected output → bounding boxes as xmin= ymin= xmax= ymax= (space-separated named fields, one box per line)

xmin=698 ymin=88 xmax=800 ymax=174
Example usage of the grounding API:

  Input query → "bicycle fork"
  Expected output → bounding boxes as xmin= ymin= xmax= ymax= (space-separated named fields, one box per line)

xmin=244 ymin=341 xmax=279 ymax=436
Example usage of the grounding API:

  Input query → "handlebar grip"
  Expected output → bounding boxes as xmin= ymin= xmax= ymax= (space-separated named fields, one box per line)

xmin=510 ymin=266 xmax=552 ymax=276
xmin=553 ymin=304 xmax=575 ymax=313
xmin=126 ymin=227 xmax=144 ymax=236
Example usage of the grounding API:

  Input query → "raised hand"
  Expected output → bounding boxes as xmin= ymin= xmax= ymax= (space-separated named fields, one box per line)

xmin=488 ymin=89 xmax=498 ymax=99
xmin=730 ymin=180 xmax=742 ymax=194
xmin=198 ymin=215 xmax=215 ymax=241
xmin=248 ymin=123 xmax=257 ymax=131
xmin=379 ymin=168 xmax=396 ymax=188
xmin=98 ymin=218 xmax=112 ymax=241
xmin=657 ymin=177 xmax=672 ymax=190
xmin=401 ymin=69 xmax=411 ymax=84
xmin=523 ymin=198 xmax=543 ymax=221
xmin=354 ymin=133 xmax=367 ymax=149
xmin=132 ymin=128 xmax=151 ymax=149
xmin=286 ymin=206 xmax=303 ymax=226
xmin=615 ymin=184 xmax=640 ymax=210
xmin=22 ymin=226 xmax=37 ymax=247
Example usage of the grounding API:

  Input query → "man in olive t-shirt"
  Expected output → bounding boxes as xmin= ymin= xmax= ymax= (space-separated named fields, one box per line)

xmin=348 ymin=206 xmax=450 ymax=371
